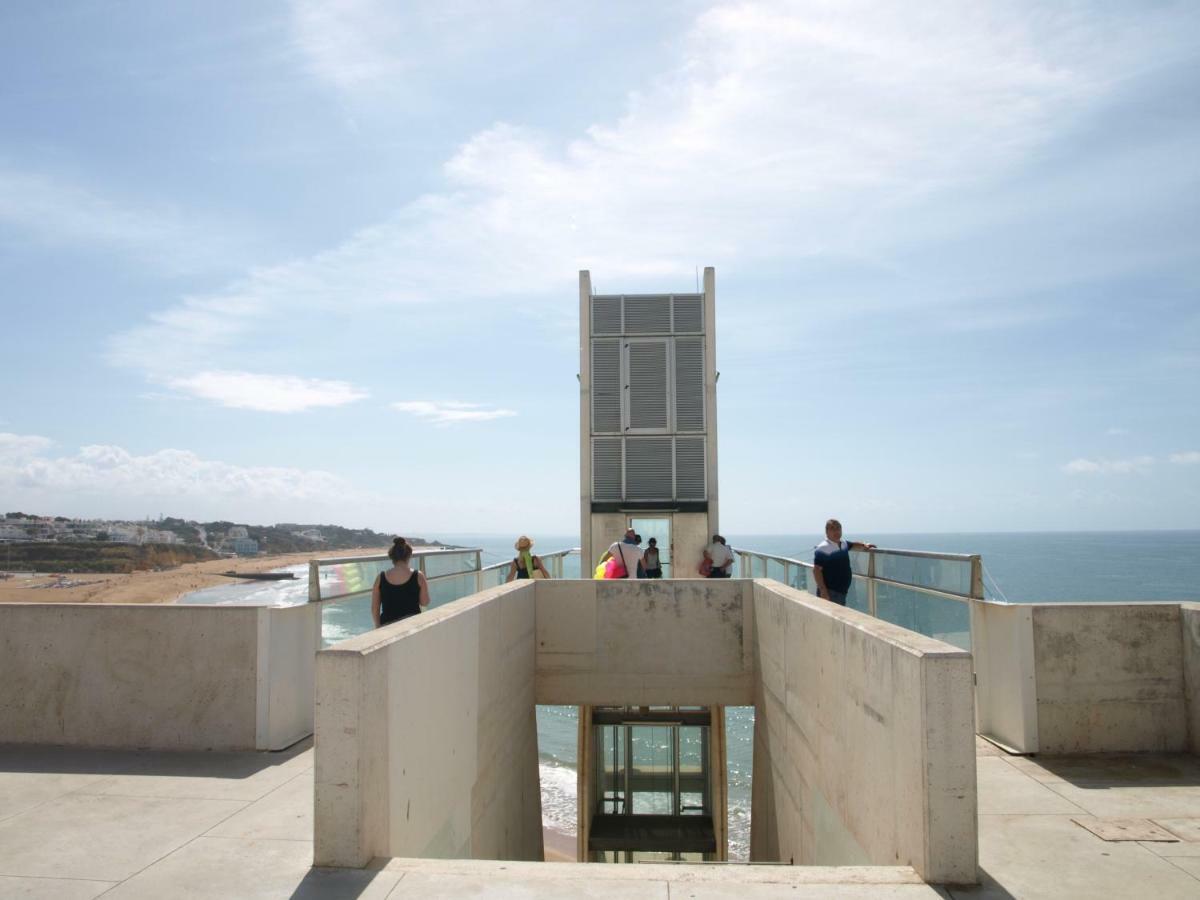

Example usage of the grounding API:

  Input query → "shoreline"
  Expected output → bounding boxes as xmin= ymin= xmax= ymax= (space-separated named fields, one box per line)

xmin=542 ymin=825 xmax=577 ymax=862
xmin=0 ymin=547 xmax=387 ymax=605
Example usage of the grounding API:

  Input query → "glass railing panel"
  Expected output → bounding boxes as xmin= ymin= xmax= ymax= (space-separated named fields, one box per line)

xmin=875 ymin=583 xmax=970 ymax=650
xmin=766 ymin=557 xmax=786 ymax=582
xmin=321 ymin=593 xmax=373 ymax=646
xmin=789 ymin=565 xmax=811 ymax=592
xmin=874 ymin=553 xmax=972 ymax=598
xmin=317 ymin=558 xmax=390 ymax=601
xmin=427 ymin=572 xmax=477 ymax=607
xmin=850 ymin=550 xmax=871 ymax=577
xmin=421 ymin=549 xmax=479 ymax=578
xmin=480 ymin=566 xmax=508 ymax=589
xmin=844 ymin=580 xmax=869 ymax=614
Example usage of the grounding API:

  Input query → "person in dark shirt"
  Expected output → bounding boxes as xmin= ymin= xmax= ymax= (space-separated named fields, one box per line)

xmin=371 ymin=536 xmax=430 ymax=627
xmin=643 ymin=538 xmax=663 ymax=578
xmin=812 ymin=519 xmax=875 ymax=606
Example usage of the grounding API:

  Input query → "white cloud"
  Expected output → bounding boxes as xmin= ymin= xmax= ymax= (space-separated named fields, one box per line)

xmin=1170 ymin=451 xmax=1200 ymax=465
xmin=392 ymin=400 xmax=516 ymax=425
xmin=112 ymin=1 xmax=1193 ymax=376
xmin=0 ymin=437 xmax=349 ymax=501
xmin=0 ymin=433 xmax=53 ymax=461
xmin=166 ymin=371 xmax=369 ymax=413
xmin=289 ymin=0 xmax=539 ymax=93
xmin=1105 ymin=426 xmax=1129 ymax=436
xmin=1062 ymin=456 xmax=1154 ymax=475
xmin=290 ymin=0 xmax=408 ymax=90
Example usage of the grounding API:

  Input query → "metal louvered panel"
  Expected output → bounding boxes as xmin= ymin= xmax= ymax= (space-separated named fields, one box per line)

xmin=673 ymin=295 xmax=703 ymax=333
xmin=592 ymin=296 xmax=622 ymax=335
xmin=626 ymin=340 xmax=669 ymax=431
xmin=591 ymin=340 xmax=621 ymax=433
xmin=593 ymin=438 xmax=623 ymax=500
xmin=675 ymin=437 xmax=706 ymax=499
xmin=674 ymin=337 xmax=704 ymax=432
xmin=625 ymin=437 xmax=674 ymax=500
xmin=624 ymin=296 xmax=671 ymax=334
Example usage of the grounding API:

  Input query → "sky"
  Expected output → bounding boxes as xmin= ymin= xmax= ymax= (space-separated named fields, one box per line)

xmin=1 ymin=0 xmax=1198 ymax=537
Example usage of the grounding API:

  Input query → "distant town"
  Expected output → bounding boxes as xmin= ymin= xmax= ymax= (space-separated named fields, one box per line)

xmin=0 ymin=512 xmax=421 ymax=558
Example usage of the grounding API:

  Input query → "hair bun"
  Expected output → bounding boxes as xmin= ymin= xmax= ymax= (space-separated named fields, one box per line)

xmin=388 ymin=536 xmax=413 ymax=563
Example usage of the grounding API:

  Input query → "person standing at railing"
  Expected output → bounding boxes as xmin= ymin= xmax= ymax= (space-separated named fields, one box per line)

xmin=704 ymin=535 xmax=734 ymax=578
xmin=372 ymin=537 xmax=430 ymax=627
xmin=813 ymin=519 xmax=875 ymax=606
xmin=506 ymin=535 xmax=551 ymax=581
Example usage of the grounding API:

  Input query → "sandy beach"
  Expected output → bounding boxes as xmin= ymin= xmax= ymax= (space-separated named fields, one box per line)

xmin=0 ymin=547 xmax=387 ymax=605
xmin=542 ymin=825 xmax=578 ymax=862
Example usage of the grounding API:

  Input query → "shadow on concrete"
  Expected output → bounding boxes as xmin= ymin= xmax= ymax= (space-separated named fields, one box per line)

xmin=0 ymin=736 xmax=312 ymax=778
xmin=1023 ymin=753 xmax=1200 ymax=789
xmin=945 ymin=867 xmax=1019 ymax=899
xmin=287 ymin=865 xmax=398 ymax=900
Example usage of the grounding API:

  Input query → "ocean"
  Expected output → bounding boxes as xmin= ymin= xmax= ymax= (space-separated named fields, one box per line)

xmin=179 ymin=530 xmax=1200 ymax=859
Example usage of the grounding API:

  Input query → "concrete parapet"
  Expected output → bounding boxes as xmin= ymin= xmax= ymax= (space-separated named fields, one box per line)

xmin=314 ymin=577 xmax=978 ymax=880
xmin=749 ymin=580 xmax=978 ymax=884
xmin=0 ymin=602 xmax=316 ymax=751
xmin=314 ymin=581 xmax=543 ymax=868
xmin=1176 ymin=603 xmax=1200 ymax=754
xmin=1032 ymin=603 xmax=1186 ymax=753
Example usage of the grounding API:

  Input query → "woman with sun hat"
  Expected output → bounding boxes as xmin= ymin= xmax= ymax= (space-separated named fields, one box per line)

xmin=506 ymin=535 xmax=551 ymax=581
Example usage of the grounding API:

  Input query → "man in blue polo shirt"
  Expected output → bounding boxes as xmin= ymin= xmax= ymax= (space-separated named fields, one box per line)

xmin=813 ymin=518 xmax=875 ymax=606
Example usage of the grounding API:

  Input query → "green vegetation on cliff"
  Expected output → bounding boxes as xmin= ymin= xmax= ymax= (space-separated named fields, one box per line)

xmin=2 ymin=542 xmax=219 ymax=574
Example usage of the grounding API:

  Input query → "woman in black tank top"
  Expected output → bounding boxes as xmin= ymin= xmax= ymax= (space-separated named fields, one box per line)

xmin=371 ymin=537 xmax=430 ymax=627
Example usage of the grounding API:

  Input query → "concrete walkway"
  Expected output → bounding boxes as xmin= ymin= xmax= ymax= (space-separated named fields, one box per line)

xmin=0 ymin=737 xmax=1197 ymax=898
xmin=955 ymin=737 xmax=1200 ymax=899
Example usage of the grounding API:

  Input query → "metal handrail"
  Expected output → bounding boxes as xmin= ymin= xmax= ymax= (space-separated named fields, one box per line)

xmin=308 ymin=547 xmax=581 ymax=604
xmin=311 ymin=546 xmax=474 ymax=568
xmin=732 ymin=545 xmax=986 ymax=619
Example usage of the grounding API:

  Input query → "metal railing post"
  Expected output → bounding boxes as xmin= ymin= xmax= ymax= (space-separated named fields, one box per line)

xmin=969 ymin=555 xmax=984 ymax=600
xmin=475 ymin=550 xmax=482 ymax=593
xmin=867 ymin=549 xmax=878 ymax=617
xmin=308 ymin=559 xmax=321 ymax=603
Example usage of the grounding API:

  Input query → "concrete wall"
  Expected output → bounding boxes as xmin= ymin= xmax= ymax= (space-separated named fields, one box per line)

xmin=314 ymin=577 xmax=977 ymax=880
xmin=314 ymin=581 xmax=543 ymax=868
xmin=258 ymin=603 xmax=320 ymax=751
xmin=534 ymin=579 xmax=754 ymax=707
xmin=749 ymin=581 xmax=977 ymax=884
xmin=972 ymin=601 xmax=1038 ymax=753
xmin=1183 ymin=603 xmax=1200 ymax=754
xmin=1032 ymin=603 xmax=1187 ymax=753
xmin=0 ymin=603 xmax=316 ymax=751
xmin=587 ymin=513 xmax=629 ymax=572
xmin=673 ymin=511 xmax=713 ymax=579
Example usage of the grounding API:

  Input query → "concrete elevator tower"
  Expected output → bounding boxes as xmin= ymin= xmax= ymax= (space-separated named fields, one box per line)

xmin=577 ymin=268 xmax=727 ymax=862
xmin=578 ymin=268 xmax=720 ymax=573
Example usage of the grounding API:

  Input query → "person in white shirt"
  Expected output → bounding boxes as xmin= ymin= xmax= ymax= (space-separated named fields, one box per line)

xmin=600 ymin=527 xmax=643 ymax=579
xmin=705 ymin=535 xmax=734 ymax=578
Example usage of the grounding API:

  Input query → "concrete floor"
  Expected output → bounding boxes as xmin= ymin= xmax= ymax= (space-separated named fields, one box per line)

xmin=0 ymin=737 xmax=1197 ymax=899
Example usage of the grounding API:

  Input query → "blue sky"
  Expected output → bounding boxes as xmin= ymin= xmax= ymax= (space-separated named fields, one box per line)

xmin=1 ymin=0 xmax=1198 ymax=536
